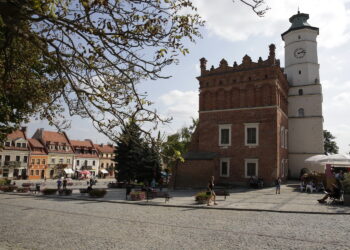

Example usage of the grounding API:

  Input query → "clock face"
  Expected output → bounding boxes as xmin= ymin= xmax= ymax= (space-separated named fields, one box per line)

xmin=294 ymin=48 xmax=306 ymax=58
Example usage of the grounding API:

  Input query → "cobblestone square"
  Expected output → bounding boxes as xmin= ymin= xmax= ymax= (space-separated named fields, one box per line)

xmin=0 ymin=183 xmax=349 ymax=250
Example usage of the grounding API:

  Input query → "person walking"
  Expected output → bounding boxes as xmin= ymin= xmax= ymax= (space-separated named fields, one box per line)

xmin=275 ymin=177 xmax=282 ymax=194
xmin=207 ymin=176 xmax=218 ymax=206
xmin=57 ymin=178 xmax=62 ymax=190
xmin=62 ymin=178 xmax=67 ymax=190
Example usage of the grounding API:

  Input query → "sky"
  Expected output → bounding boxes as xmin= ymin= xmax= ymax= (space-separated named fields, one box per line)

xmin=28 ymin=0 xmax=350 ymax=154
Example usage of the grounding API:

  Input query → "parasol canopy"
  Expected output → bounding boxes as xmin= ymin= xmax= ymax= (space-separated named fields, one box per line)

xmin=305 ymin=154 xmax=350 ymax=165
xmin=80 ymin=170 xmax=91 ymax=175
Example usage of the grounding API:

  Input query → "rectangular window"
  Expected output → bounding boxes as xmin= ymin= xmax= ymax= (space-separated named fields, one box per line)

xmin=59 ymin=158 xmax=63 ymax=164
xmin=36 ymin=159 xmax=40 ymax=164
xmin=16 ymin=156 xmax=20 ymax=162
xmin=280 ymin=127 xmax=285 ymax=148
xmin=245 ymin=159 xmax=258 ymax=178
xmin=30 ymin=170 xmax=34 ymax=176
xmin=23 ymin=156 xmax=28 ymax=163
xmin=35 ymin=170 xmax=39 ymax=176
xmin=42 ymin=159 xmax=46 ymax=164
xmin=5 ymin=155 xmax=10 ymax=162
xmin=3 ymin=169 xmax=9 ymax=177
xmin=93 ymin=161 xmax=95 ymax=166
xmin=16 ymin=143 xmax=21 ymax=147
xmin=245 ymin=123 xmax=259 ymax=146
xmin=285 ymin=129 xmax=288 ymax=149
xmin=219 ymin=124 xmax=231 ymax=146
xmin=5 ymin=141 xmax=10 ymax=147
xmin=51 ymin=158 xmax=56 ymax=164
xmin=67 ymin=159 xmax=70 ymax=164
xmin=31 ymin=159 xmax=35 ymax=164
xmin=77 ymin=160 xmax=80 ymax=166
xmin=22 ymin=143 xmax=26 ymax=148
xmin=220 ymin=158 xmax=230 ymax=177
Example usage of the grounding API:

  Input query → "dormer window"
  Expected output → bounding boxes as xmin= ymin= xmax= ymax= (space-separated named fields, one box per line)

xmin=5 ymin=141 xmax=10 ymax=147
xmin=16 ymin=143 xmax=21 ymax=147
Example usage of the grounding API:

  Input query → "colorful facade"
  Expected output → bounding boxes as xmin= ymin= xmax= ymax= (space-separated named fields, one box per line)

xmin=28 ymin=139 xmax=48 ymax=180
xmin=95 ymin=144 xmax=116 ymax=178
xmin=32 ymin=129 xmax=74 ymax=178
xmin=71 ymin=139 xmax=100 ymax=177
xmin=0 ymin=128 xmax=29 ymax=179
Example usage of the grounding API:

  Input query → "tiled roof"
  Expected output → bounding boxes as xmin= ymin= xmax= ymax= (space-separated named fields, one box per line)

xmin=75 ymin=154 xmax=99 ymax=158
xmin=28 ymin=138 xmax=44 ymax=148
xmin=70 ymin=140 xmax=92 ymax=147
xmin=94 ymin=144 xmax=115 ymax=153
xmin=7 ymin=130 xmax=26 ymax=140
xmin=42 ymin=131 xmax=68 ymax=144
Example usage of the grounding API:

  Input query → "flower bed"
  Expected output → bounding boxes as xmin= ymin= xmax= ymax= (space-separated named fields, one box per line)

xmin=0 ymin=185 xmax=17 ymax=192
xmin=59 ymin=189 xmax=73 ymax=196
xmin=195 ymin=191 xmax=211 ymax=204
xmin=16 ymin=187 xmax=30 ymax=193
xmin=42 ymin=189 xmax=58 ymax=195
xmin=89 ymin=189 xmax=107 ymax=198
xmin=130 ymin=191 xmax=146 ymax=201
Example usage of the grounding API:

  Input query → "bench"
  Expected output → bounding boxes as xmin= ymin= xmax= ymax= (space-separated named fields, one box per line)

xmin=214 ymin=189 xmax=229 ymax=200
xmin=155 ymin=192 xmax=172 ymax=203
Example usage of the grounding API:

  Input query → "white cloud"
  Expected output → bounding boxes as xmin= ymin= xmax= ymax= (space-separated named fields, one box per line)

xmin=158 ymin=90 xmax=199 ymax=131
xmin=192 ymin=0 xmax=350 ymax=48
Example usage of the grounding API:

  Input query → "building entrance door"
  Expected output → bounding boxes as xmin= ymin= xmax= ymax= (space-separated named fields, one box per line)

xmin=13 ymin=169 xmax=19 ymax=179
xmin=21 ymin=169 xmax=27 ymax=179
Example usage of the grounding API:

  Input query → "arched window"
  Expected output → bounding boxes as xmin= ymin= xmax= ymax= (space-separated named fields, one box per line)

xmin=298 ymin=108 xmax=304 ymax=117
xmin=298 ymin=89 xmax=303 ymax=95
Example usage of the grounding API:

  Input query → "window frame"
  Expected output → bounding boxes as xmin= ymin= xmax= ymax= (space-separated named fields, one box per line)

xmin=244 ymin=123 xmax=259 ymax=146
xmin=280 ymin=126 xmax=285 ymax=148
xmin=244 ymin=159 xmax=259 ymax=178
xmin=219 ymin=124 xmax=232 ymax=147
xmin=220 ymin=158 xmax=230 ymax=177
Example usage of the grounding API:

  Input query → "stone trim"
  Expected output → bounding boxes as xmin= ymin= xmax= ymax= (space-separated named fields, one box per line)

xmin=200 ymin=105 xmax=278 ymax=114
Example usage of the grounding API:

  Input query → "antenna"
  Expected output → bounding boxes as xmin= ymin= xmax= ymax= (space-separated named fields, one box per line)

xmin=298 ymin=6 xmax=300 ymax=14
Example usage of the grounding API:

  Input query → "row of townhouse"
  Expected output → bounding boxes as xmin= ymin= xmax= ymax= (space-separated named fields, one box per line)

xmin=0 ymin=127 xmax=116 ymax=180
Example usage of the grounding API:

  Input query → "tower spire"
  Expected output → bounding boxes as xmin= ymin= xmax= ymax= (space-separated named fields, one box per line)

xmin=297 ymin=6 xmax=300 ymax=14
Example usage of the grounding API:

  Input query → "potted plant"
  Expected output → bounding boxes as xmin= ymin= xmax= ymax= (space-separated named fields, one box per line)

xmin=195 ymin=191 xmax=211 ymax=204
xmin=79 ymin=188 xmax=89 ymax=194
xmin=341 ymin=173 xmax=350 ymax=206
xmin=60 ymin=189 xmax=72 ymax=196
xmin=89 ymin=189 xmax=107 ymax=198
xmin=130 ymin=191 xmax=146 ymax=201
xmin=42 ymin=189 xmax=58 ymax=195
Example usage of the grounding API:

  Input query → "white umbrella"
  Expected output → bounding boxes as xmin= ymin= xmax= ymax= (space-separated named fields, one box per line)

xmin=305 ymin=155 xmax=328 ymax=163
xmin=306 ymin=154 xmax=350 ymax=165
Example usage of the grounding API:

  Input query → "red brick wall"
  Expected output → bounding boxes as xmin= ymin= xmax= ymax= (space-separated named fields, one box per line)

xmin=172 ymin=160 xmax=214 ymax=188
xmin=176 ymin=49 xmax=289 ymax=187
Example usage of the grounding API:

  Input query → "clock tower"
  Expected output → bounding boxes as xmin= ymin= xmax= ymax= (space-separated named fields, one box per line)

xmin=282 ymin=12 xmax=324 ymax=178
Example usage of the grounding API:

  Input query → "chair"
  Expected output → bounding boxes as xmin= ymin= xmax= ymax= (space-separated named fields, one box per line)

xmin=306 ymin=184 xmax=316 ymax=193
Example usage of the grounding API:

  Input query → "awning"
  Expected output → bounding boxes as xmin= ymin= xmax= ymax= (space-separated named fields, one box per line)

xmin=64 ymin=168 xmax=74 ymax=174
xmin=100 ymin=169 xmax=108 ymax=174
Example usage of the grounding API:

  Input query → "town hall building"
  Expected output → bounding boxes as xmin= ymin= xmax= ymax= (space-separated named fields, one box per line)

xmin=173 ymin=12 xmax=324 ymax=188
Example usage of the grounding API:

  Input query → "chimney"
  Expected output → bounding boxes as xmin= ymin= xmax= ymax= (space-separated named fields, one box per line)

xmin=21 ymin=126 xmax=27 ymax=132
